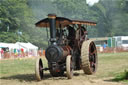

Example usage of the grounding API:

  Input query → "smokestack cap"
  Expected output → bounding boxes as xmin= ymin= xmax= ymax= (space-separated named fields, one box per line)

xmin=48 ymin=14 xmax=56 ymax=19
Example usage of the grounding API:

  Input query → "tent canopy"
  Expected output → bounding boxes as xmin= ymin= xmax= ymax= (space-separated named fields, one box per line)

xmin=0 ymin=43 xmax=19 ymax=49
xmin=0 ymin=42 xmax=38 ymax=50
xmin=16 ymin=42 xmax=38 ymax=50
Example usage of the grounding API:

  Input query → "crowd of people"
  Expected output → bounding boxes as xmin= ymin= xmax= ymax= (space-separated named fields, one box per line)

xmin=0 ymin=48 xmax=38 ymax=59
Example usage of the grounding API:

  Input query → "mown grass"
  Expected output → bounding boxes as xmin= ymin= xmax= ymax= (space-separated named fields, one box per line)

xmin=0 ymin=57 xmax=48 ymax=78
xmin=0 ymin=53 xmax=128 ymax=82
xmin=95 ymin=52 xmax=128 ymax=83
xmin=96 ymin=52 xmax=128 ymax=78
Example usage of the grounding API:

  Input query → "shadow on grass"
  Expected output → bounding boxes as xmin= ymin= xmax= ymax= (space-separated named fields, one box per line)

xmin=0 ymin=72 xmax=81 ymax=82
xmin=0 ymin=73 xmax=52 ymax=82
xmin=104 ymin=78 xmax=128 ymax=83
xmin=0 ymin=74 xmax=35 ymax=82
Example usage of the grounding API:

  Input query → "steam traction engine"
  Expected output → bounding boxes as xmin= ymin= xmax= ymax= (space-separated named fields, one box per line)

xmin=35 ymin=14 xmax=98 ymax=80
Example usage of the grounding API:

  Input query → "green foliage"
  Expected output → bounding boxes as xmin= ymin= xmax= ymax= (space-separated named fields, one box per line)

xmin=0 ymin=0 xmax=128 ymax=48
xmin=90 ymin=0 xmax=115 ymax=37
xmin=113 ymin=70 xmax=128 ymax=82
xmin=26 ymin=27 xmax=49 ymax=48
xmin=0 ymin=32 xmax=28 ymax=43
xmin=53 ymin=0 xmax=89 ymax=20
xmin=90 ymin=0 xmax=128 ymax=37
xmin=0 ymin=0 xmax=34 ymax=43
xmin=0 ymin=0 xmax=48 ymax=48
xmin=0 ymin=0 xmax=31 ymax=31
xmin=27 ymin=0 xmax=61 ymax=20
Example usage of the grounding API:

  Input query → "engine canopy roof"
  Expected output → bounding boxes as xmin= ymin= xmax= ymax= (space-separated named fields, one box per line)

xmin=35 ymin=16 xmax=96 ymax=28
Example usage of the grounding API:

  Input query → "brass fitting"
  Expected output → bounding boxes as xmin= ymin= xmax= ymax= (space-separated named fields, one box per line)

xmin=48 ymin=14 xmax=56 ymax=19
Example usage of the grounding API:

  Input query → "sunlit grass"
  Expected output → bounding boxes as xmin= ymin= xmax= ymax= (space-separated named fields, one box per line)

xmin=0 ymin=57 xmax=48 ymax=77
xmin=0 ymin=52 xmax=128 ymax=83
xmin=95 ymin=52 xmax=128 ymax=78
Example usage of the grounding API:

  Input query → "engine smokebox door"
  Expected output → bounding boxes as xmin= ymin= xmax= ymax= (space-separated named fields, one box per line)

xmin=45 ymin=45 xmax=63 ymax=62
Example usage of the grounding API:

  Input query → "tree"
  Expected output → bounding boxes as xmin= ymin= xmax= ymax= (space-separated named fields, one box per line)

xmin=0 ymin=0 xmax=32 ymax=32
xmin=90 ymin=0 xmax=128 ymax=37
xmin=53 ymin=0 xmax=89 ymax=20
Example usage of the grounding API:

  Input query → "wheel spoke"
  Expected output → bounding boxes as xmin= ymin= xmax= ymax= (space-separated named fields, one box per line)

xmin=89 ymin=50 xmax=96 ymax=72
xmin=89 ymin=49 xmax=96 ymax=56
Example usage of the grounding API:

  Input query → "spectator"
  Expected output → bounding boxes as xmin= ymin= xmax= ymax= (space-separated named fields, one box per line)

xmin=1 ymin=48 xmax=4 ymax=58
xmin=21 ymin=48 xmax=24 ymax=57
xmin=103 ymin=42 xmax=107 ymax=49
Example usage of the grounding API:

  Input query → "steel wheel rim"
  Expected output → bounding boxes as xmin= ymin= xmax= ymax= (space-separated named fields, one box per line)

xmin=89 ymin=42 xmax=97 ymax=72
xmin=39 ymin=59 xmax=43 ymax=79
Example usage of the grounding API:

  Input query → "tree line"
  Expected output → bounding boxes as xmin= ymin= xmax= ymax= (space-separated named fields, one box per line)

xmin=0 ymin=0 xmax=128 ymax=48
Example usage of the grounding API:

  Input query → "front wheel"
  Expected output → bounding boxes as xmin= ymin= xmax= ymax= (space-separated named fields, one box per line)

xmin=66 ymin=55 xmax=73 ymax=79
xmin=35 ymin=57 xmax=43 ymax=81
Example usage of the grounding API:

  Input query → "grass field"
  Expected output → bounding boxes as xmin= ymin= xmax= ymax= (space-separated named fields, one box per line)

xmin=0 ymin=57 xmax=48 ymax=77
xmin=96 ymin=53 xmax=128 ymax=78
xmin=0 ymin=52 xmax=128 ymax=84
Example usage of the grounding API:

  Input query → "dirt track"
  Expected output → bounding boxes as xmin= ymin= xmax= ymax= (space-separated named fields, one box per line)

xmin=0 ymin=71 xmax=127 ymax=85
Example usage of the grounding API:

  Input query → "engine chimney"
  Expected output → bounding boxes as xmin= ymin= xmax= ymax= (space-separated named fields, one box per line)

xmin=48 ymin=14 xmax=56 ymax=44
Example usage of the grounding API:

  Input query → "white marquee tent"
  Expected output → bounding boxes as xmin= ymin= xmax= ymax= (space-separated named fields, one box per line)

xmin=0 ymin=42 xmax=38 ymax=57
xmin=15 ymin=42 xmax=38 ymax=56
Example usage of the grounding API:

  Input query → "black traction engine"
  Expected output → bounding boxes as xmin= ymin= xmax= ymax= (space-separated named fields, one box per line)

xmin=35 ymin=14 xmax=98 ymax=80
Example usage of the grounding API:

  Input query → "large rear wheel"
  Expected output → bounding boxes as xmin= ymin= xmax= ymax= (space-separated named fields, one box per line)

xmin=35 ymin=57 xmax=43 ymax=81
xmin=81 ymin=40 xmax=98 ymax=74
xmin=66 ymin=55 xmax=73 ymax=79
